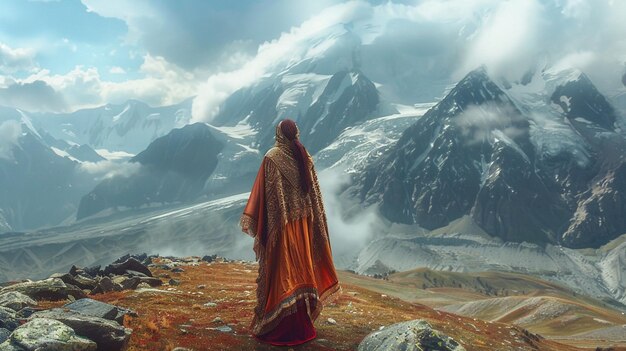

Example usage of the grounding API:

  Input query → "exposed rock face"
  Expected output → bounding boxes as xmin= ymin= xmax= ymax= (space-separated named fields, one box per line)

xmin=562 ymin=162 xmax=626 ymax=248
xmin=77 ymin=123 xmax=223 ymax=220
xmin=3 ymin=318 xmax=97 ymax=351
xmin=551 ymin=73 xmax=617 ymax=130
xmin=358 ymin=319 xmax=465 ymax=351
xmin=297 ymin=70 xmax=382 ymax=154
xmin=355 ymin=67 xmax=626 ymax=248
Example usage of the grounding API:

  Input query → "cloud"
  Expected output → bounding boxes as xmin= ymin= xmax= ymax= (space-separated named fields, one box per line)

xmin=455 ymin=103 xmax=526 ymax=145
xmin=191 ymin=1 xmax=375 ymax=122
xmin=317 ymin=166 xmax=384 ymax=268
xmin=80 ymin=0 xmax=343 ymax=71
xmin=0 ymin=120 xmax=22 ymax=160
xmin=79 ymin=159 xmax=142 ymax=179
xmin=0 ymin=80 xmax=66 ymax=112
xmin=459 ymin=0 xmax=545 ymax=80
xmin=4 ymin=54 xmax=200 ymax=112
xmin=0 ymin=42 xmax=36 ymax=73
xmin=108 ymin=66 xmax=125 ymax=74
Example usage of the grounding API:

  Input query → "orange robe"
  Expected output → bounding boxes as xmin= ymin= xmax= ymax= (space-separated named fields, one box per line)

xmin=241 ymin=153 xmax=341 ymax=345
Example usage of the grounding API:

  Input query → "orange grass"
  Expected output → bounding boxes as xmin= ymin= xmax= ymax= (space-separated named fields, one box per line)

xmin=32 ymin=257 xmax=609 ymax=350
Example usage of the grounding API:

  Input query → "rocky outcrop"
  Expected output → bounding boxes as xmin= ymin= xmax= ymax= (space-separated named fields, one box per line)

xmin=0 ymin=279 xmax=86 ymax=302
xmin=358 ymin=319 xmax=465 ymax=351
xmin=0 ymin=254 xmax=154 ymax=351
xmin=30 ymin=309 xmax=131 ymax=351
xmin=562 ymin=162 xmax=626 ymax=248
xmin=0 ymin=318 xmax=97 ymax=351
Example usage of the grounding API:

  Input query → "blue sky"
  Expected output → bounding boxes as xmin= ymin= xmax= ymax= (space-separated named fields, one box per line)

xmin=0 ymin=0 xmax=624 ymax=117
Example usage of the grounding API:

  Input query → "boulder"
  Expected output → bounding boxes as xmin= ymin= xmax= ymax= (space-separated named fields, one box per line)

xmin=90 ymin=277 xmax=121 ymax=295
xmin=0 ymin=279 xmax=86 ymax=301
xmin=8 ymin=318 xmax=96 ymax=351
xmin=50 ymin=273 xmax=97 ymax=291
xmin=0 ymin=292 xmax=37 ymax=312
xmin=82 ymin=266 xmax=102 ymax=279
xmin=358 ymin=319 xmax=465 ymax=351
xmin=136 ymin=277 xmax=162 ymax=287
xmin=63 ymin=299 xmax=137 ymax=325
xmin=201 ymin=255 xmax=217 ymax=263
xmin=30 ymin=309 xmax=131 ymax=351
xmin=113 ymin=254 xmax=150 ymax=266
xmin=103 ymin=258 xmax=152 ymax=278
xmin=0 ymin=307 xmax=18 ymax=331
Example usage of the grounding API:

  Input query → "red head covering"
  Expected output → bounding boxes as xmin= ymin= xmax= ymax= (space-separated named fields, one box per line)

xmin=279 ymin=119 xmax=312 ymax=194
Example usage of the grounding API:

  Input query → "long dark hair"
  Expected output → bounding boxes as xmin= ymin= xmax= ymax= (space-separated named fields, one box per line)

xmin=280 ymin=119 xmax=312 ymax=194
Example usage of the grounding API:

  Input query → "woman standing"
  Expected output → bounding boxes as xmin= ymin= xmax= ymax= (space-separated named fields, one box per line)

xmin=240 ymin=119 xmax=342 ymax=346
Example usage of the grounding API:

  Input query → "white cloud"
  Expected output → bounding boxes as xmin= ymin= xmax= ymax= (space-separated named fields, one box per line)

xmin=109 ymin=66 xmax=126 ymax=74
xmin=0 ymin=42 xmax=36 ymax=73
xmin=456 ymin=103 xmax=526 ymax=145
xmin=0 ymin=80 xmax=66 ymax=112
xmin=6 ymin=54 xmax=200 ymax=112
xmin=459 ymin=0 xmax=545 ymax=80
xmin=79 ymin=159 xmax=142 ymax=179
xmin=191 ymin=1 xmax=373 ymax=122
xmin=0 ymin=120 xmax=22 ymax=160
xmin=318 ymin=166 xmax=383 ymax=267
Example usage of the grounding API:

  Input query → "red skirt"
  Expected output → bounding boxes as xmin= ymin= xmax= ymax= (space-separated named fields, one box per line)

xmin=253 ymin=299 xmax=317 ymax=346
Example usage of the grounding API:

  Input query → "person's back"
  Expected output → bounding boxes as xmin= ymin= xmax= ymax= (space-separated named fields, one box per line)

xmin=240 ymin=119 xmax=342 ymax=346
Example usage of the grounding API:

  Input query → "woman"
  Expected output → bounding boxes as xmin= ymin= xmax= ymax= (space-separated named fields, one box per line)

xmin=240 ymin=118 xmax=342 ymax=346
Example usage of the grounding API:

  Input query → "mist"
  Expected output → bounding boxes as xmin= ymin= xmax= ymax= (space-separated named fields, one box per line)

xmin=317 ymin=166 xmax=385 ymax=269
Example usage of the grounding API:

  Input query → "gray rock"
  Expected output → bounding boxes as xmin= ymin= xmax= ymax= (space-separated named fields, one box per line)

xmin=63 ymin=298 xmax=137 ymax=325
xmin=30 ymin=308 xmax=131 ymax=351
xmin=124 ymin=270 xmax=148 ymax=278
xmin=82 ymin=266 xmax=101 ymax=279
xmin=0 ymin=328 xmax=10 ymax=344
xmin=104 ymin=258 xmax=152 ymax=278
xmin=0 ymin=340 xmax=24 ymax=351
xmin=49 ymin=273 xmax=97 ymax=291
xmin=0 ymin=307 xmax=18 ymax=331
xmin=90 ymin=277 xmax=121 ymax=295
xmin=0 ymin=292 xmax=37 ymax=312
xmin=136 ymin=277 xmax=162 ymax=287
xmin=201 ymin=254 xmax=217 ymax=263
xmin=168 ymin=279 xmax=180 ymax=286
xmin=0 ymin=278 xmax=86 ymax=301
xmin=9 ymin=318 xmax=97 ymax=351
xmin=358 ymin=319 xmax=465 ymax=351
xmin=14 ymin=308 xmax=38 ymax=321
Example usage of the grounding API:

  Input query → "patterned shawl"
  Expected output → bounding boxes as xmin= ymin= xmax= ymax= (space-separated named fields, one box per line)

xmin=239 ymin=123 xmax=340 ymax=335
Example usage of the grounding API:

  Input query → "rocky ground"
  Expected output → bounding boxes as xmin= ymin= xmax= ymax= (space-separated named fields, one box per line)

xmin=0 ymin=254 xmax=624 ymax=350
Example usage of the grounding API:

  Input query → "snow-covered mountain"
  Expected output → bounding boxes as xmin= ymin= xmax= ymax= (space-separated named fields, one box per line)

xmin=31 ymin=99 xmax=193 ymax=154
xmin=352 ymin=66 xmax=626 ymax=249
xmin=0 ymin=107 xmax=101 ymax=232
